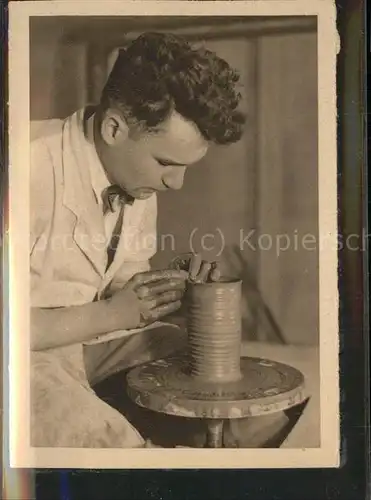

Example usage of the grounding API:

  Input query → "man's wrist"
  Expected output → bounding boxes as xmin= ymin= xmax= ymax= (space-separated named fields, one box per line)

xmin=103 ymin=289 xmax=141 ymax=331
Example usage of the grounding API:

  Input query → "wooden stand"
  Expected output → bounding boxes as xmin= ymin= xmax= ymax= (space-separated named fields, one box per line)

xmin=126 ymin=354 xmax=307 ymax=448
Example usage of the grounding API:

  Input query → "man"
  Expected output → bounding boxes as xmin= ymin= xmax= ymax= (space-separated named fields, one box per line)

xmin=30 ymin=32 xmax=246 ymax=448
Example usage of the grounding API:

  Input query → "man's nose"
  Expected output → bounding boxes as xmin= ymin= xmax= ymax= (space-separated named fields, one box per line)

xmin=162 ymin=167 xmax=186 ymax=190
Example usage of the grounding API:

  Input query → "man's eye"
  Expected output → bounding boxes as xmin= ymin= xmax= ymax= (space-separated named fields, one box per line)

xmin=156 ymin=159 xmax=185 ymax=168
xmin=157 ymin=160 xmax=169 ymax=167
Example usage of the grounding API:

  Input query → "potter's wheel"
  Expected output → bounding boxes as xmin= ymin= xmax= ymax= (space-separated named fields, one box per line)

xmin=127 ymin=352 xmax=306 ymax=420
xmin=126 ymin=279 xmax=307 ymax=447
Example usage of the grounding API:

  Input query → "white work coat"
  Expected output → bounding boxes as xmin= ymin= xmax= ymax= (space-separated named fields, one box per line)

xmin=30 ymin=109 xmax=157 ymax=309
xmin=30 ymin=109 xmax=157 ymax=448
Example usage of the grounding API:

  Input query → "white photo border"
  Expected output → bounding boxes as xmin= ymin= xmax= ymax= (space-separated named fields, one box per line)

xmin=7 ymin=0 xmax=339 ymax=469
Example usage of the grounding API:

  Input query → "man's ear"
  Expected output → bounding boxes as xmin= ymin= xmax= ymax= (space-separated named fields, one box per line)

xmin=100 ymin=109 xmax=129 ymax=146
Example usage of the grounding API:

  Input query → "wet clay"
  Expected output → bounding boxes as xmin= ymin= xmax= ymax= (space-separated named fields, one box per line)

xmin=186 ymin=279 xmax=242 ymax=383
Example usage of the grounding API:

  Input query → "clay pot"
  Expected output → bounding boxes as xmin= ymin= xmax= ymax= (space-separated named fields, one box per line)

xmin=186 ymin=279 xmax=242 ymax=383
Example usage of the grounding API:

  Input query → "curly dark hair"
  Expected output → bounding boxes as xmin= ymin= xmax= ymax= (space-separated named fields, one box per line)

xmin=101 ymin=32 xmax=245 ymax=145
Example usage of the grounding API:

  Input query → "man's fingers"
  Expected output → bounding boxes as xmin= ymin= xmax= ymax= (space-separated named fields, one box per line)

xmin=130 ymin=269 xmax=188 ymax=289
xmin=194 ymin=261 xmax=212 ymax=283
xmin=142 ymin=279 xmax=186 ymax=297
xmin=169 ymin=253 xmax=193 ymax=271
xmin=155 ymin=290 xmax=184 ymax=307
xmin=169 ymin=254 xmax=223 ymax=283
xmin=209 ymin=263 xmax=222 ymax=282
xmin=143 ymin=290 xmax=184 ymax=309
xmin=188 ymin=253 xmax=202 ymax=280
xmin=150 ymin=300 xmax=182 ymax=320
xmin=139 ymin=300 xmax=182 ymax=326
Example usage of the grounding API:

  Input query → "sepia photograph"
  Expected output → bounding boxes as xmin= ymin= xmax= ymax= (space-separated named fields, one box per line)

xmin=7 ymin=0 xmax=339 ymax=469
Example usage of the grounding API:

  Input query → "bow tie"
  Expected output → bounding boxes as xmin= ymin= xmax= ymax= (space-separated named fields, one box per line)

xmin=101 ymin=185 xmax=134 ymax=214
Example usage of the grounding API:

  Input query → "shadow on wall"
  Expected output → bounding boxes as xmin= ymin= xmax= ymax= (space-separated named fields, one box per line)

xmin=220 ymin=245 xmax=287 ymax=345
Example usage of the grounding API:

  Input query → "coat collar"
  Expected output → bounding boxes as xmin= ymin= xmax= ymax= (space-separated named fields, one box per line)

xmin=60 ymin=109 xmax=147 ymax=280
xmin=83 ymin=108 xmax=112 ymax=206
xmin=61 ymin=109 xmax=108 ymax=277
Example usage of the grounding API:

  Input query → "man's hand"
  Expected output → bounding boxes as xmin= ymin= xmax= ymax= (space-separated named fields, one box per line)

xmin=170 ymin=253 xmax=221 ymax=283
xmin=107 ymin=269 xmax=188 ymax=329
xmin=31 ymin=269 xmax=187 ymax=350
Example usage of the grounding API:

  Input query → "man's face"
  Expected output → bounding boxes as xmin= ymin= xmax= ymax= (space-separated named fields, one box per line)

xmin=97 ymin=110 xmax=209 ymax=200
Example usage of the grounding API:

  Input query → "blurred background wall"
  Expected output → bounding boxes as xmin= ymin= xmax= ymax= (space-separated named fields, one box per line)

xmin=30 ymin=16 xmax=319 ymax=345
